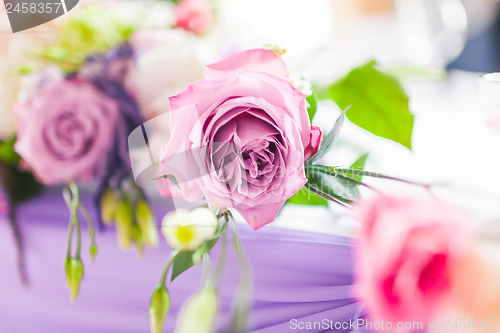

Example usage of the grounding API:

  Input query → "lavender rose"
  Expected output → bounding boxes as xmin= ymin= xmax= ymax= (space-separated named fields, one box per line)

xmin=160 ymin=49 xmax=320 ymax=229
xmin=14 ymin=76 xmax=118 ymax=185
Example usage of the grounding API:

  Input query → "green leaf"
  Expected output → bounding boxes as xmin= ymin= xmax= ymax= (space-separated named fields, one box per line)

xmin=170 ymin=237 xmax=219 ymax=282
xmin=306 ymin=108 xmax=348 ymax=165
xmin=349 ymin=153 xmax=369 ymax=181
xmin=321 ymin=60 xmax=414 ymax=150
xmin=0 ymin=138 xmax=43 ymax=204
xmin=306 ymin=92 xmax=318 ymax=123
xmin=0 ymin=138 xmax=21 ymax=166
xmin=384 ymin=64 xmax=446 ymax=81
xmin=0 ymin=166 xmax=42 ymax=203
xmin=286 ymin=185 xmax=328 ymax=206
xmin=305 ymin=167 xmax=359 ymax=204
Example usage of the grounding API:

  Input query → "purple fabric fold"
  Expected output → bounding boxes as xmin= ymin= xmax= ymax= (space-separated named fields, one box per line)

xmin=0 ymin=189 xmax=371 ymax=333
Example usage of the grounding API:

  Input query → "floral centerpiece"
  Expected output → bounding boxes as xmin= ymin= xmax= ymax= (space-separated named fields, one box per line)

xmin=1 ymin=1 xmax=498 ymax=333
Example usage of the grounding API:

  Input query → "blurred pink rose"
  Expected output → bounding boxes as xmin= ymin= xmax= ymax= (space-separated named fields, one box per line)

xmin=355 ymin=194 xmax=472 ymax=326
xmin=14 ymin=77 xmax=118 ymax=185
xmin=160 ymin=49 xmax=318 ymax=229
xmin=175 ymin=0 xmax=214 ymax=34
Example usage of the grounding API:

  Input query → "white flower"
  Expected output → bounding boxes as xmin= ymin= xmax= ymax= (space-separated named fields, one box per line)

xmin=126 ymin=29 xmax=214 ymax=120
xmin=161 ymin=208 xmax=218 ymax=251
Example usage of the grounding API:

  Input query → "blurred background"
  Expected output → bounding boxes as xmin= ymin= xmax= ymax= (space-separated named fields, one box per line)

xmin=3 ymin=0 xmax=500 ymax=232
xmin=207 ymin=0 xmax=500 ymax=233
xmin=215 ymin=0 xmax=500 ymax=76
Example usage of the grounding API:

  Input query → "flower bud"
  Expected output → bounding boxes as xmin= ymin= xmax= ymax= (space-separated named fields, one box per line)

xmin=130 ymin=223 xmax=144 ymax=256
xmin=101 ymin=188 xmax=119 ymax=224
xmin=161 ymin=208 xmax=218 ymax=251
xmin=90 ymin=242 xmax=98 ymax=261
xmin=64 ymin=257 xmax=84 ymax=302
xmin=136 ymin=199 xmax=159 ymax=247
xmin=115 ymin=199 xmax=133 ymax=249
xmin=175 ymin=284 xmax=217 ymax=333
xmin=149 ymin=284 xmax=170 ymax=333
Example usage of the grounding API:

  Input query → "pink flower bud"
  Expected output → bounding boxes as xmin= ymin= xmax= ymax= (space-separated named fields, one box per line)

xmin=304 ymin=126 xmax=323 ymax=161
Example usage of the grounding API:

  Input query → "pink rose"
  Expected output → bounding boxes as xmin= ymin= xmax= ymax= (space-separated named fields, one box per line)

xmin=14 ymin=77 xmax=118 ymax=185
xmin=175 ymin=0 xmax=214 ymax=34
xmin=354 ymin=194 xmax=472 ymax=325
xmin=160 ymin=49 xmax=319 ymax=229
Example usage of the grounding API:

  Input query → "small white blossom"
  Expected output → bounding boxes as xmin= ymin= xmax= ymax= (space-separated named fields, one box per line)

xmin=161 ymin=208 xmax=218 ymax=251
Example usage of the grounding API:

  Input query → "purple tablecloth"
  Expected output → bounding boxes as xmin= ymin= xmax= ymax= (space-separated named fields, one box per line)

xmin=0 ymin=189 xmax=368 ymax=333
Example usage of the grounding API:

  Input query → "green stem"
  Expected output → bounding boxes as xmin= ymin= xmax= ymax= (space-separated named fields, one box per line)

xmin=304 ymin=182 xmax=351 ymax=208
xmin=66 ymin=218 xmax=74 ymax=258
xmin=229 ymin=216 xmax=252 ymax=332
xmin=69 ymin=183 xmax=82 ymax=258
xmin=333 ymin=167 xmax=438 ymax=188
xmin=309 ymin=166 xmax=381 ymax=193
xmin=63 ymin=183 xmax=81 ymax=258
xmin=159 ymin=249 xmax=180 ymax=286
xmin=214 ymin=220 xmax=228 ymax=285
xmin=211 ymin=212 xmax=229 ymax=240
xmin=202 ymin=253 xmax=213 ymax=286
xmin=79 ymin=204 xmax=96 ymax=244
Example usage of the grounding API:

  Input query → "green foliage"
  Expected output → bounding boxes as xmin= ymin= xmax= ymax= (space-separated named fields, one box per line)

xmin=170 ymin=237 xmax=219 ymax=282
xmin=37 ymin=4 xmax=135 ymax=72
xmin=319 ymin=60 xmax=414 ymax=150
xmin=306 ymin=108 xmax=347 ymax=165
xmin=0 ymin=138 xmax=21 ymax=166
xmin=349 ymin=153 xmax=369 ymax=181
xmin=286 ymin=186 xmax=328 ymax=206
xmin=0 ymin=138 xmax=42 ymax=204
xmin=305 ymin=166 xmax=359 ymax=204
xmin=306 ymin=92 xmax=318 ymax=123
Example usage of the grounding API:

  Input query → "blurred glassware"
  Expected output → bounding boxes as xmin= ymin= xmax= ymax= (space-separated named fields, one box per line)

xmin=479 ymin=73 xmax=500 ymax=129
xmin=394 ymin=0 xmax=468 ymax=68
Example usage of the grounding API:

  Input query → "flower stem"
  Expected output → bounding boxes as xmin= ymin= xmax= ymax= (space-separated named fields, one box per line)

xmin=304 ymin=182 xmax=351 ymax=208
xmin=214 ymin=219 xmax=228 ymax=285
xmin=202 ymin=253 xmax=213 ymax=286
xmin=333 ymin=167 xmax=440 ymax=188
xmin=229 ymin=216 xmax=252 ymax=332
xmin=309 ymin=166 xmax=381 ymax=193
xmin=159 ymin=249 xmax=180 ymax=286
xmin=63 ymin=183 xmax=82 ymax=258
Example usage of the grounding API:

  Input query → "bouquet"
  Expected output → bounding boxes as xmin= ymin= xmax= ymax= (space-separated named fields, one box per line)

xmin=1 ymin=1 xmax=498 ymax=333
